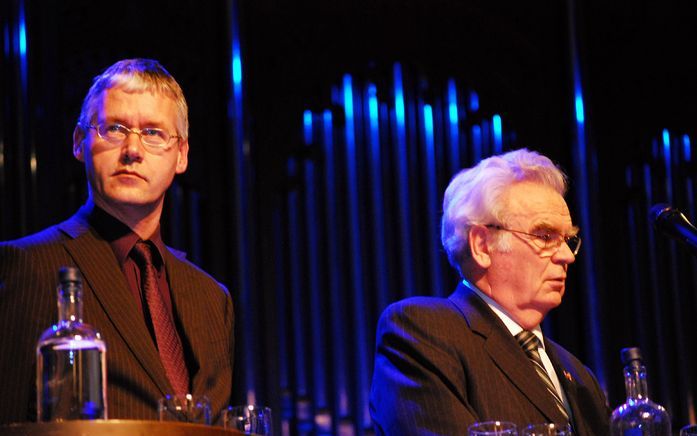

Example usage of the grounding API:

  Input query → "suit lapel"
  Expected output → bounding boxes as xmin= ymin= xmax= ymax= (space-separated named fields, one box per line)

xmin=58 ymin=213 xmax=173 ymax=397
xmin=164 ymin=250 xmax=206 ymax=397
xmin=449 ymin=283 xmax=569 ymax=424
xmin=545 ymin=342 xmax=586 ymax=433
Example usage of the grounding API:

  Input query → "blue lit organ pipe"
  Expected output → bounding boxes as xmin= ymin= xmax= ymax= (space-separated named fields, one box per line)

xmin=272 ymin=206 xmax=292 ymax=435
xmin=623 ymin=166 xmax=648 ymax=352
xmin=469 ymin=90 xmax=479 ymax=112
xmin=657 ymin=130 xmax=689 ymax=414
xmin=321 ymin=110 xmax=351 ymax=424
xmin=492 ymin=114 xmax=503 ymax=155
xmin=367 ymin=84 xmax=390 ymax=313
xmin=226 ymin=0 xmax=256 ymax=403
xmin=421 ymin=104 xmax=443 ymax=296
xmin=7 ymin=0 xmax=31 ymax=233
xmin=643 ymin=147 xmax=670 ymax=408
xmin=684 ymin=134 xmax=697 ymax=422
xmin=684 ymin=135 xmax=694 ymax=219
xmin=662 ymin=130 xmax=685 ymax=415
xmin=342 ymin=74 xmax=372 ymax=431
xmin=393 ymin=63 xmax=416 ymax=296
xmin=303 ymin=111 xmax=330 ymax=430
xmin=471 ymin=125 xmax=482 ymax=164
xmin=468 ymin=90 xmax=481 ymax=164
xmin=287 ymin=158 xmax=309 ymax=420
xmin=446 ymin=79 xmax=461 ymax=174
xmin=380 ymin=99 xmax=396 ymax=309
xmin=304 ymin=110 xmax=313 ymax=144
xmin=480 ymin=118 xmax=491 ymax=158
xmin=684 ymin=135 xmax=692 ymax=161
xmin=18 ymin=0 xmax=28 ymax=96
xmin=566 ymin=0 xmax=604 ymax=387
xmin=642 ymin=162 xmax=658 ymax=360
xmin=662 ymin=129 xmax=673 ymax=200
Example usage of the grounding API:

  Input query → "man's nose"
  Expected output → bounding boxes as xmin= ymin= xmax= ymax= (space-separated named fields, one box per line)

xmin=552 ymin=240 xmax=576 ymax=264
xmin=121 ymin=132 xmax=144 ymax=162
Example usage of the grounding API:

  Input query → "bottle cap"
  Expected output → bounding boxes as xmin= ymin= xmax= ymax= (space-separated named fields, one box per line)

xmin=58 ymin=267 xmax=82 ymax=284
xmin=620 ymin=347 xmax=643 ymax=366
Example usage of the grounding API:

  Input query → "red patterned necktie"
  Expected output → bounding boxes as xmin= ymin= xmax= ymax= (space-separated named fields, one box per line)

xmin=132 ymin=241 xmax=189 ymax=396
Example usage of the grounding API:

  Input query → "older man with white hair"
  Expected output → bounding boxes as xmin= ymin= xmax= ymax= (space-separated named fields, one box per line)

xmin=370 ymin=148 xmax=609 ymax=435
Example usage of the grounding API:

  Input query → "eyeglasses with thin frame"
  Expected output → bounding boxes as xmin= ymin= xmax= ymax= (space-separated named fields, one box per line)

xmin=81 ymin=123 xmax=181 ymax=153
xmin=485 ymin=224 xmax=582 ymax=256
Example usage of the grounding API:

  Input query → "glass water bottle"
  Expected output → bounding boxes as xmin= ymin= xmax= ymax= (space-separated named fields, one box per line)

xmin=36 ymin=267 xmax=107 ymax=421
xmin=610 ymin=347 xmax=671 ymax=435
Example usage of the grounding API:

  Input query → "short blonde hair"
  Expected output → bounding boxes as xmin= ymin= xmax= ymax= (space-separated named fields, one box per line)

xmin=77 ymin=58 xmax=189 ymax=139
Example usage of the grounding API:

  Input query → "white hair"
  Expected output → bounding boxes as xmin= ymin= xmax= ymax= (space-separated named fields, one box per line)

xmin=441 ymin=148 xmax=567 ymax=275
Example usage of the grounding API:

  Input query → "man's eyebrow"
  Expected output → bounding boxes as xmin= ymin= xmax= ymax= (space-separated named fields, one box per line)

xmin=101 ymin=116 xmax=126 ymax=124
xmin=530 ymin=222 xmax=558 ymax=232
xmin=531 ymin=222 xmax=580 ymax=235
xmin=102 ymin=116 xmax=169 ymax=128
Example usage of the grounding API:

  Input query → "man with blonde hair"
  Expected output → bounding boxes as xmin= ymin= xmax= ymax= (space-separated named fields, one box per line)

xmin=0 ymin=59 xmax=234 ymax=424
xmin=370 ymin=149 xmax=609 ymax=435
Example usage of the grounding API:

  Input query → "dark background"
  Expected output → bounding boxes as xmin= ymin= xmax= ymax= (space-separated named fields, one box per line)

xmin=2 ymin=0 xmax=697 ymax=433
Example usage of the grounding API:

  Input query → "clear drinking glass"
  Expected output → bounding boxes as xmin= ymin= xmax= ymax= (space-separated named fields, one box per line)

xmin=523 ymin=423 xmax=573 ymax=435
xmin=224 ymin=404 xmax=273 ymax=435
xmin=158 ymin=394 xmax=211 ymax=425
xmin=681 ymin=425 xmax=697 ymax=436
xmin=468 ymin=420 xmax=518 ymax=435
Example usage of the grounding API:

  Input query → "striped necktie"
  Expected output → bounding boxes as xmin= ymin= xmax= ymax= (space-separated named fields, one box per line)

xmin=515 ymin=330 xmax=569 ymax=423
xmin=132 ymin=241 xmax=189 ymax=396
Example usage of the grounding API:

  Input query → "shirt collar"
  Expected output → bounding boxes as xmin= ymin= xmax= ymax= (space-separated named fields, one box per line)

xmin=461 ymin=277 xmax=544 ymax=346
xmin=86 ymin=204 xmax=167 ymax=268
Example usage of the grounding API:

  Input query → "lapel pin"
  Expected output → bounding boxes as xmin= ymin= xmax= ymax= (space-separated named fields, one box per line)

xmin=563 ymin=370 xmax=573 ymax=382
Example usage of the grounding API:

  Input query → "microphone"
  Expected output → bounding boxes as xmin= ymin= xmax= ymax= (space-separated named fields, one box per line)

xmin=649 ymin=203 xmax=697 ymax=255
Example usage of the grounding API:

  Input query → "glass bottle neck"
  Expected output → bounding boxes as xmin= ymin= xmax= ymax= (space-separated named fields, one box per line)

xmin=624 ymin=364 xmax=649 ymax=401
xmin=57 ymin=283 xmax=83 ymax=324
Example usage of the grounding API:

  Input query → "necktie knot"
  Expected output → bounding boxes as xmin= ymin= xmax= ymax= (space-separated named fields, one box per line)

xmin=516 ymin=330 xmax=542 ymax=355
xmin=132 ymin=240 xmax=155 ymax=267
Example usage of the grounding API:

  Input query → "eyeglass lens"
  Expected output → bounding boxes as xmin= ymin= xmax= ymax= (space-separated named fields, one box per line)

xmin=96 ymin=124 xmax=172 ymax=147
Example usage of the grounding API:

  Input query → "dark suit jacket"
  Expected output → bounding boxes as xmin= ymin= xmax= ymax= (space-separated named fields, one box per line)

xmin=0 ymin=207 xmax=234 ymax=424
xmin=369 ymin=283 xmax=610 ymax=435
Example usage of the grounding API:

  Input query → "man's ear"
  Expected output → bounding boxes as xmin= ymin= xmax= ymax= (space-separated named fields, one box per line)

xmin=175 ymin=139 xmax=189 ymax=174
xmin=73 ymin=125 xmax=85 ymax=162
xmin=469 ymin=225 xmax=492 ymax=269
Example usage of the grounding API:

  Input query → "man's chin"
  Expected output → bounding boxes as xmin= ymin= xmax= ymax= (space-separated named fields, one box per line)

xmin=532 ymin=294 xmax=564 ymax=316
xmin=107 ymin=196 xmax=153 ymax=208
xmin=543 ymin=284 xmax=565 ymax=301
xmin=541 ymin=295 xmax=564 ymax=312
xmin=94 ymin=190 xmax=160 ymax=211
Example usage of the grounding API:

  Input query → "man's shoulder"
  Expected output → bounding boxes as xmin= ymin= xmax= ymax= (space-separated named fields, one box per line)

xmin=1 ymin=224 xmax=68 ymax=252
xmin=1 ymin=211 xmax=87 ymax=251
xmin=384 ymin=295 xmax=455 ymax=314
xmin=382 ymin=283 xmax=486 ymax=319
xmin=385 ymin=295 xmax=449 ymax=310
xmin=163 ymin=247 xmax=229 ymax=295
xmin=378 ymin=294 xmax=468 ymax=332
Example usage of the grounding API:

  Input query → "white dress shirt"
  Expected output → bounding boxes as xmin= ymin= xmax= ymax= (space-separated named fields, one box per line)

xmin=462 ymin=278 xmax=573 ymax=418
